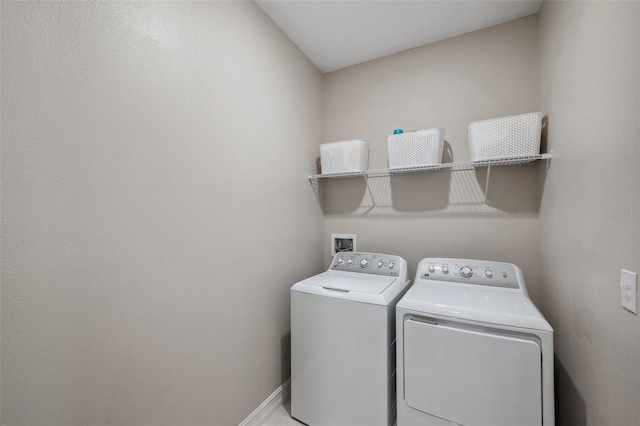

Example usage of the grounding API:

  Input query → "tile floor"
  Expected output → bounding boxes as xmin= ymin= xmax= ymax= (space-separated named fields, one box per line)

xmin=262 ymin=399 xmax=302 ymax=426
xmin=261 ymin=400 xmax=397 ymax=426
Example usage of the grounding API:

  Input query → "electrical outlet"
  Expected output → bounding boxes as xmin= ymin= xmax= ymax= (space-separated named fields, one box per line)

xmin=331 ymin=233 xmax=356 ymax=257
xmin=620 ymin=269 xmax=637 ymax=314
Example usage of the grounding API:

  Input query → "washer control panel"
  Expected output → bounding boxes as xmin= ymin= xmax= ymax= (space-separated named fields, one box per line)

xmin=332 ymin=252 xmax=402 ymax=277
xmin=417 ymin=258 xmax=521 ymax=289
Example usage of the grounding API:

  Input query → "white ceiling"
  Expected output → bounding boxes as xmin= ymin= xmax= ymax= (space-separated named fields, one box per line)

xmin=255 ymin=0 xmax=542 ymax=73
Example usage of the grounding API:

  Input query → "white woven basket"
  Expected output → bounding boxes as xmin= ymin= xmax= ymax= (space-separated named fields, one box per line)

xmin=320 ymin=139 xmax=369 ymax=174
xmin=387 ymin=128 xmax=445 ymax=170
xmin=468 ymin=112 xmax=544 ymax=161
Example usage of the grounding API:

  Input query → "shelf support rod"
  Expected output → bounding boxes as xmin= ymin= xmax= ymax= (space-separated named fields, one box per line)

xmin=483 ymin=164 xmax=491 ymax=210
xmin=363 ymin=175 xmax=376 ymax=214
xmin=308 ymin=176 xmax=321 ymax=204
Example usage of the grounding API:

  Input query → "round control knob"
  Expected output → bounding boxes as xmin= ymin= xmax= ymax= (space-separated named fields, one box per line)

xmin=485 ymin=270 xmax=493 ymax=278
xmin=377 ymin=261 xmax=384 ymax=268
xmin=428 ymin=264 xmax=436 ymax=273
xmin=360 ymin=259 xmax=369 ymax=268
xmin=347 ymin=259 xmax=353 ymax=265
xmin=337 ymin=258 xmax=344 ymax=265
xmin=388 ymin=262 xmax=395 ymax=269
xmin=442 ymin=265 xmax=449 ymax=274
xmin=459 ymin=266 xmax=473 ymax=278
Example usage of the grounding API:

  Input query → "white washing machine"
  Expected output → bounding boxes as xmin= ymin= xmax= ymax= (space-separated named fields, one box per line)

xmin=396 ymin=258 xmax=554 ymax=426
xmin=291 ymin=252 xmax=410 ymax=426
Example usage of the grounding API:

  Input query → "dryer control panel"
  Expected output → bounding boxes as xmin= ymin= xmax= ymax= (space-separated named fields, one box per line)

xmin=331 ymin=252 xmax=404 ymax=277
xmin=417 ymin=258 xmax=522 ymax=289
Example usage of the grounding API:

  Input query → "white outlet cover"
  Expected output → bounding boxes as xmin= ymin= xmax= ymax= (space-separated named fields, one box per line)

xmin=620 ymin=269 xmax=637 ymax=314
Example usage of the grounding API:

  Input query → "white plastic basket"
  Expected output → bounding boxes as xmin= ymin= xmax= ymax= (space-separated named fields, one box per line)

xmin=387 ymin=128 xmax=445 ymax=169
xmin=320 ymin=139 xmax=369 ymax=174
xmin=468 ymin=112 xmax=544 ymax=161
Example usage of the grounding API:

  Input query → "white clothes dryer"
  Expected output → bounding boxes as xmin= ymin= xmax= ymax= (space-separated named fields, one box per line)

xmin=396 ymin=258 xmax=554 ymax=426
xmin=291 ymin=252 xmax=410 ymax=426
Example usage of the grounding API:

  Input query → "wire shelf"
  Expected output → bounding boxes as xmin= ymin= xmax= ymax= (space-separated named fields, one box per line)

xmin=307 ymin=153 xmax=552 ymax=214
xmin=308 ymin=153 xmax=551 ymax=181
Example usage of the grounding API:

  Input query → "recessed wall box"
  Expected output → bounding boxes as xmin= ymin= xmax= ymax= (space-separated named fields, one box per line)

xmin=331 ymin=234 xmax=356 ymax=257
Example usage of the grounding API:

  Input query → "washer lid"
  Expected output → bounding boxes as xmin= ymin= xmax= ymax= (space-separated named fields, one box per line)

xmin=397 ymin=281 xmax=552 ymax=331
xmin=301 ymin=270 xmax=396 ymax=294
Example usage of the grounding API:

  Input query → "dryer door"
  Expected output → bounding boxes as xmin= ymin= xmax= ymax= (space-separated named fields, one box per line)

xmin=403 ymin=319 xmax=542 ymax=426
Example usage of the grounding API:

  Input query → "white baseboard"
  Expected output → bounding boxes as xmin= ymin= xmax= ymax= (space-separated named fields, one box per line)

xmin=239 ymin=378 xmax=291 ymax=426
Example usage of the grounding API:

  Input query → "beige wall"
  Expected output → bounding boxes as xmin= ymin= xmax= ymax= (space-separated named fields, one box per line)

xmin=538 ymin=2 xmax=640 ymax=425
xmin=322 ymin=16 xmax=544 ymax=301
xmin=0 ymin=2 xmax=323 ymax=425
xmin=4 ymin=2 xmax=639 ymax=425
